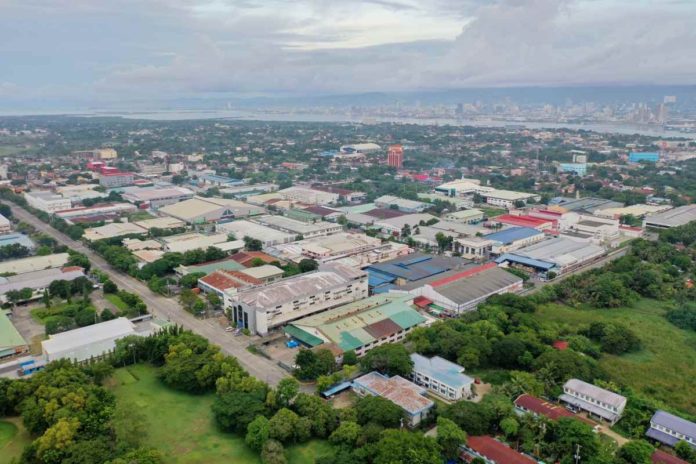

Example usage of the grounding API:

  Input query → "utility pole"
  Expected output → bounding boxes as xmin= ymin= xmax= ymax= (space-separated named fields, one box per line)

xmin=574 ymin=443 xmax=582 ymax=464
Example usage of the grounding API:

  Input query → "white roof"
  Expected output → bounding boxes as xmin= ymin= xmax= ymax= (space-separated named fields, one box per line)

xmin=239 ymin=265 xmax=284 ymax=279
xmin=0 ymin=253 xmax=70 ymax=275
xmin=0 ymin=267 xmax=85 ymax=295
xmin=564 ymin=378 xmax=627 ymax=409
xmin=163 ymin=233 xmax=229 ymax=253
xmin=83 ymin=222 xmax=146 ymax=241
xmin=42 ymin=317 xmax=136 ymax=362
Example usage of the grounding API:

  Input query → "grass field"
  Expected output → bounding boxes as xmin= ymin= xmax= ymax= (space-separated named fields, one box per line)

xmin=127 ymin=211 xmax=155 ymax=221
xmin=0 ymin=418 xmax=32 ymax=464
xmin=105 ymin=294 xmax=129 ymax=311
xmin=535 ymin=299 xmax=696 ymax=415
xmin=479 ymin=206 xmax=506 ymax=218
xmin=106 ymin=364 xmax=333 ymax=464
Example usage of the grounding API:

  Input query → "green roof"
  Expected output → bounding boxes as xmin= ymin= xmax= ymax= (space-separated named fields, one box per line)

xmin=288 ymin=294 xmax=427 ymax=352
xmin=284 ymin=325 xmax=324 ymax=347
xmin=0 ymin=311 xmax=27 ymax=352
xmin=177 ymin=258 xmax=245 ymax=275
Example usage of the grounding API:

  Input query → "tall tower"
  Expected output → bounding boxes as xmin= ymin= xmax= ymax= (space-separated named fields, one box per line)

xmin=387 ymin=144 xmax=404 ymax=169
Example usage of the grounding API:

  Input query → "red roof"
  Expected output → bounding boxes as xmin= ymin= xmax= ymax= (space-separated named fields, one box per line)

xmin=199 ymin=271 xmax=246 ymax=291
xmin=61 ymin=266 xmax=84 ymax=273
xmin=463 ymin=436 xmax=537 ymax=464
xmin=413 ymin=296 xmax=433 ymax=308
xmin=652 ymin=450 xmax=689 ymax=464
xmin=229 ymin=251 xmax=278 ymax=267
xmin=553 ymin=340 xmax=569 ymax=350
xmin=515 ymin=394 xmax=575 ymax=421
xmin=496 ymin=214 xmax=553 ymax=229
xmin=430 ymin=262 xmax=497 ymax=288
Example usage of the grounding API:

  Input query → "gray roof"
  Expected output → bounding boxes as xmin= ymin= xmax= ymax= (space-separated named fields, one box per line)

xmin=644 ymin=204 xmax=696 ymax=228
xmin=511 ymin=237 xmax=605 ymax=268
xmin=651 ymin=410 xmax=696 ymax=440
xmin=434 ymin=267 xmax=522 ymax=304
xmin=411 ymin=353 xmax=473 ymax=389
xmin=0 ymin=267 xmax=85 ymax=295
xmin=559 ymin=393 xmax=621 ymax=422
xmin=563 ymin=379 xmax=627 ymax=409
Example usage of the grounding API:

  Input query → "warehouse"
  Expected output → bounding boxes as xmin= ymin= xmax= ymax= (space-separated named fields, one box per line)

xmin=644 ymin=204 xmax=696 ymax=229
xmin=495 ymin=237 xmax=605 ymax=276
xmin=0 ymin=253 xmax=69 ymax=275
xmin=83 ymin=222 xmax=147 ymax=241
xmin=0 ymin=266 xmax=86 ymax=304
xmin=121 ymin=185 xmax=195 ymax=208
xmin=365 ymin=253 xmax=471 ymax=294
xmin=277 ymin=186 xmax=339 ymax=205
xmin=0 ymin=233 xmax=35 ymax=250
xmin=42 ymin=317 xmax=137 ymax=363
xmin=374 ymin=195 xmax=430 ymax=213
xmin=217 ymin=220 xmax=296 ymax=248
xmin=444 ymin=209 xmax=484 ymax=224
xmin=285 ymin=294 xmax=427 ymax=357
xmin=160 ymin=232 xmax=230 ymax=253
xmin=0 ymin=312 xmax=29 ymax=359
xmin=253 ymin=215 xmax=343 ymax=239
xmin=485 ymin=227 xmax=546 ymax=254
xmin=159 ymin=196 xmax=265 ymax=224
xmin=396 ymin=262 xmax=523 ymax=315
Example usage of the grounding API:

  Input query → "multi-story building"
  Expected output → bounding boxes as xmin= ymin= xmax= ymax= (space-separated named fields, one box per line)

xmin=225 ymin=263 xmax=367 ymax=336
xmin=352 ymin=372 xmax=434 ymax=427
xmin=559 ymin=163 xmax=588 ymax=176
xmin=99 ymin=170 xmax=134 ymax=188
xmin=559 ymin=379 xmax=627 ymax=424
xmin=23 ymin=190 xmax=72 ymax=213
xmin=387 ymin=144 xmax=404 ymax=168
xmin=410 ymin=354 xmax=474 ymax=401
xmin=646 ymin=411 xmax=696 ymax=450
xmin=0 ymin=213 xmax=11 ymax=233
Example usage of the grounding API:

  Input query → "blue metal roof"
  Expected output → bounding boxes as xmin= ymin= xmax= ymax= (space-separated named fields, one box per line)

xmin=486 ymin=227 xmax=542 ymax=245
xmin=495 ymin=253 xmax=555 ymax=271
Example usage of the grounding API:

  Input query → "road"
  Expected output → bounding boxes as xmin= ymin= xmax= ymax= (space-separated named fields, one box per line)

xmin=10 ymin=204 xmax=289 ymax=386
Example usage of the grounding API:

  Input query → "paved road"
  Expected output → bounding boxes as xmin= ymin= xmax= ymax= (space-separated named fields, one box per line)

xmin=10 ymin=204 xmax=288 ymax=386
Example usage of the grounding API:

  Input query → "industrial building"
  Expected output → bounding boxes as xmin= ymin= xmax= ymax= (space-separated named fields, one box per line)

xmin=83 ymin=222 xmax=148 ymax=241
xmin=220 ymin=183 xmax=279 ymax=199
xmin=55 ymin=203 xmax=138 ymax=223
xmin=161 ymin=232 xmax=232 ymax=253
xmin=485 ymin=227 xmax=546 ymax=254
xmin=175 ymin=256 xmax=246 ymax=276
xmin=396 ymin=262 xmax=524 ymax=315
xmin=374 ymin=195 xmax=429 ymax=213
xmin=41 ymin=317 xmax=137 ymax=363
xmin=374 ymin=213 xmax=439 ymax=237
xmin=121 ymin=185 xmax=195 ymax=208
xmin=547 ymin=197 xmax=624 ymax=215
xmin=352 ymin=372 xmax=434 ymax=427
xmin=365 ymin=253 xmax=471 ymax=294
xmin=0 ymin=312 xmax=29 ymax=359
xmin=265 ymin=232 xmax=410 ymax=267
xmin=284 ymin=294 xmax=426 ymax=357
xmin=23 ymin=190 xmax=72 ymax=213
xmin=454 ymin=237 xmax=496 ymax=260
xmin=159 ymin=196 xmax=265 ymax=224
xmin=253 ymin=215 xmax=343 ymax=239
xmin=225 ymin=263 xmax=367 ymax=336
xmin=0 ymin=233 xmax=35 ymax=250
xmin=339 ymin=143 xmax=381 ymax=154
xmin=0 ymin=267 xmax=86 ymax=304
xmin=277 ymin=186 xmax=339 ymax=205
xmin=493 ymin=214 xmax=555 ymax=230
xmin=0 ymin=213 xmax=10 ymax=234
xmin=0 ymin=253 xmax=69 ymax=275
xmin=559 ymin=378 xmax=627 ymax=424
xmin=495 ymin=237 xmax=605 ymax=276
xmin=217 ymin=220 xmax=297 ymax=248
xmin=444 ymin=209 xmax=484 ymax=224
xmin=594 ymin=204 xmax=673 ymax=220
xmin=559 ymin=163 xmax=588 ymax=176
xmin=643 ymin=204 xmax=696 ymax=229
xmin=410 ymin=354 xmax=474 ymax=401
xmin=99 ymin=170 xmax=134 ymax=188
xmin=629 ymin=152 xmax=660 ymax=163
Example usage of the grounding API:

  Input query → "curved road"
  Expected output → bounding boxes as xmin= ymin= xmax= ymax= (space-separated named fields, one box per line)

xmin=10 ymin=204 xmax=288 ymax=386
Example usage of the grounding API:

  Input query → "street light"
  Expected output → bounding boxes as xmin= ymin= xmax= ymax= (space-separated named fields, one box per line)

xmin=128 ymin=343 xmax=136 ymax=365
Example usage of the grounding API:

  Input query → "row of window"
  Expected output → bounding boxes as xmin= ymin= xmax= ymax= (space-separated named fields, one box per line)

xmin=651 ymin=423 xmax=695 ymax=443
xmin=564 ymin=389 xmax=620 ymax=413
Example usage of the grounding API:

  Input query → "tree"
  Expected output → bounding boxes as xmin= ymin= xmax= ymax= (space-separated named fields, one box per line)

xmin=213 ymin=391 xmax=268 ymax=434
xmin=675 ymin=441 xmax=696 ymax=463
xmin=101 ymin=308 xmax=116 ymax=321
xmin=294 ymin=348 xmax=336 ymax=380
xmin=292 ymin=393 xmax=339 ymax=438
xmin=500 ymin=417 xmax=520 ymax=439
xmin=329 ymin=421 xmax=361 ymax=447
xmin=75 ymin=307 xmax=97 ymax=327
xmin=276 ymin=377 xmax=299 ymax=408
xmin=244 ymin=236 xmax=263 ymax=251
xmin=107 ymin=448 xmax=164 ymax=464
xmin=342 ymin=350 xmax=358 ymax=366
xmin=103 ymin=279 xmax=118 ymax=294
xmin=246 ymin=416 xmax=271 ymax=452
xmin=360 ymin=343 xmax=413 ymax=377
xmin=261 ymin=439 xmax=287 ymax=464
xmin=355 ymin=395 xmax=405 ymax=428
xmin=298 ymin=259 xmax=318 ymax=273
xmin=371 ymin=430 xmax=441 ymax=464
xmin=436 ymin=417 xmax=467 ymax=461
xmin=546 ymin=418 xmax=599 ymax=463
xmin=617 ymin=440 xmax=654 ymax=464
xmin=269 ymin=408 xmax=300 ymax=443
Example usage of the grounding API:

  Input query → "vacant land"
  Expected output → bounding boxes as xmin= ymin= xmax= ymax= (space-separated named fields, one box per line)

xmin=0 ymin=418 xmax=32 ymax=464
xmin=106 ymin=364 xmax=332 ymax=464
xmin=479 ymin=206 xmax=506 ymax=218
xmin=535 ymin=299 xmax=696 ymax=415
xmin=105 ymin=293 xmax=129 ymax=311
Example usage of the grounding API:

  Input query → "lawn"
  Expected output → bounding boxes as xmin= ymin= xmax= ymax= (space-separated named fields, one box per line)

xmin=106 ymin=364 xmax=333 ymax=464
xmin=128 ymin=211 xmax=155 ymax=221
xmin=479 ymin=206 xmax=506 ymax=218
xmin=105 ymin=293 xmax=130 ymax=311
xmin=535 ymin=298 xmax=696 ymax=415
xmin=0 ymin=417 xmax=32 ymax=464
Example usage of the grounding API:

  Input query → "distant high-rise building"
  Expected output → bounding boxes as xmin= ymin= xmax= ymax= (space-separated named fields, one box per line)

xmin=387 ymin=144 xmax=404 ymax=169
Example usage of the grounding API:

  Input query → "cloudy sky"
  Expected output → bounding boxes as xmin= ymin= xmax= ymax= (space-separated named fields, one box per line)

xmin=1 ymin=0 xmax=695 ymax=105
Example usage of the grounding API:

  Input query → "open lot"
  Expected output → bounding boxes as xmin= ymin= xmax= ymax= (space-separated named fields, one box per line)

xmin=535 ymin=298 xmax=696 ymax=415
xmin=106 ymin=364 xmax=332 ymax=464
xmin=0 ymin=417 xmax=32 ymax=464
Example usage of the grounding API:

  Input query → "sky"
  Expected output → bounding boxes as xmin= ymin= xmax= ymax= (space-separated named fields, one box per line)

xmin=1 ymin=0 xmax=695 ymax=106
